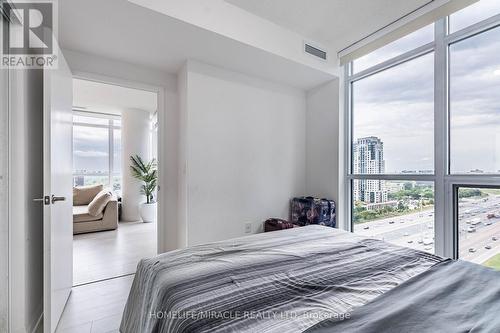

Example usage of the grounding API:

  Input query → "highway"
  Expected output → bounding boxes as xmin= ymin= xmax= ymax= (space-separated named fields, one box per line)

xmin=354 ymin=194 xmax=500 ymax=264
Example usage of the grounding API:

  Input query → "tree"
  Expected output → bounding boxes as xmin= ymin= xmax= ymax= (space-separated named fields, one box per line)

xmin=458 ymin=188 xmax=485 ymax=199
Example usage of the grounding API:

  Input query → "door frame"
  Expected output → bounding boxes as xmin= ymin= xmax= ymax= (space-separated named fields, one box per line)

xmin=0 ymin=45 xmax=10 ymax=333
xmin=71 ymin=70 xmax=166 ymax=255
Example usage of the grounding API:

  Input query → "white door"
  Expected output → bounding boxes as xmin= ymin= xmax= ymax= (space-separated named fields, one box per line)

xmin=43 ymin=46 xmax=73 ymax=333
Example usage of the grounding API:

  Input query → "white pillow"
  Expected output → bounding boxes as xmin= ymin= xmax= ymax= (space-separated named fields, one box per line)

xmin=87 ymin=190 xmax=112 ymax=217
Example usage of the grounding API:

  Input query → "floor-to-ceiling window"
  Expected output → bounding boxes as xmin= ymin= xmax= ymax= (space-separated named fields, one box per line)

xmin=73 ymin=112 xmax=122 ymax=194
xmin=348 ymin=25 xmax=436 ymax=254
xmin=345 ymin=3 xmax=500 ymax=267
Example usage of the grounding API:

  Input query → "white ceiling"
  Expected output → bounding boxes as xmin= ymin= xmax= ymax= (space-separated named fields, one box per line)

xmin=59 ymin=0 xmax=438 ymax=90
xmin=225 ymin=0 xmax=432 ymax=52
xmin=73 ymin=79 xmax=158 ymax=115
xmin=59 ymin=0 xmax=336 ymax=90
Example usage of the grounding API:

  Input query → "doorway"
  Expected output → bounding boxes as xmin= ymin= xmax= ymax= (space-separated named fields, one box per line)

xmin=71 ymin=78 xmax=159 ymax=286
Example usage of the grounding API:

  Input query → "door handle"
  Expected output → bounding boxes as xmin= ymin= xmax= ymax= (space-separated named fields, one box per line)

xmin=51 ymin=195 xmax=66 ymax=204
xmin=33 ymin=196 xmax=51 ymax=205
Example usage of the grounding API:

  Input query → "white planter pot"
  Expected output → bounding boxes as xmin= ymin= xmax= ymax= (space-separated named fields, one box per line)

xmin=139 ymin=202 xmax=157 ymax=223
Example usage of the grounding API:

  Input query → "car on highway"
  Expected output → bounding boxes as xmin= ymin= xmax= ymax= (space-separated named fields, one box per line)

xmin=487 ymin=213 xmax=496 ymax=219
xmin=484 ymin=221 xmax=492 ymax=226
xmin=493 ymin=237 xmax=498 ymax=241
xmin=407 ymin=240 xmax=413 ymax=244
xmin=467 ymin=226 xmax=476 ymax=233
xmin=423 ymin=237 xmax=433 ymax=245
xmin=469 ymin=248 xmax=477 ymax=253
xmin=485 ymin=245 xmax=492 ymax=250
xmin=389 ymin=221 xmax=395 ymax=224
xmin=363 ymin=226 xmax=369 ymax=230
xmin=468 ymin=218 xmax=481 ymax=226
xmin=404 ymin=232 xmax=409 ymax=236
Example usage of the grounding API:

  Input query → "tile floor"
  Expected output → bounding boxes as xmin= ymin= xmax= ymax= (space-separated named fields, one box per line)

xmin=56 ymin=275 xmax=134 ymax=333
xmin=73 ymin=221 xmax=156 ymax=286
xmin=57 ymin=221 xmax=157 ymax=332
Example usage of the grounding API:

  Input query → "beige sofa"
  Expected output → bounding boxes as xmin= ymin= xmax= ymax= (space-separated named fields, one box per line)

xmin=73 ymin=185 xmax=118 ymax=235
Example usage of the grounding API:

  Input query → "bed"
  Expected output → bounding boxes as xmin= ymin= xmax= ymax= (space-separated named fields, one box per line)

xmin=121 ymin=225 xmax=449 ymax=332
xmin=306 ymin=259 xmax=500 ymax=333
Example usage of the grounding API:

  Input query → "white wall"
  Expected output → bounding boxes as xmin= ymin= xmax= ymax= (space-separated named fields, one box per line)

xmin=305 ymin=80 xmax=340 ymax=204
xmin=64 ymin=49 xmax=341 ymax=250
xmin=121 ymin=108 xmax=151 ymax=221
xmin=177 ymin=64 xmax=188 ymax=247
xmin=179 ymin=61 xmax=307 ymax=246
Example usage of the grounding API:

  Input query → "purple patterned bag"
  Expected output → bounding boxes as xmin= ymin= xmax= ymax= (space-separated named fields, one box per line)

xmin=290 ymin=197 xmax=336 ymax=227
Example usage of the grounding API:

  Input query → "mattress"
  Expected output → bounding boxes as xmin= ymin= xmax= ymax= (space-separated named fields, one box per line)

xmin=120 ymin=225 xmax=444 ymax=333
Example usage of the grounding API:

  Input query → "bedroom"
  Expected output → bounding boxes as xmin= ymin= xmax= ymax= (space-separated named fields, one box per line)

xmin=1 ymin=0 xmax=500 ymax=332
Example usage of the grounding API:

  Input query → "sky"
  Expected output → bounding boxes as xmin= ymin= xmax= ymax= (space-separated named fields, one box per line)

xmin=73 ymin=124 xmax=121 ymax=174
xmin=353 ymin=0 xmax=500 ymax=174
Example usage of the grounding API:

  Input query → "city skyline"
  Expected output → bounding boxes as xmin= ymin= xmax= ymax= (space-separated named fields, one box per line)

xmin=353 ymin=133 xmax=496 ymax=174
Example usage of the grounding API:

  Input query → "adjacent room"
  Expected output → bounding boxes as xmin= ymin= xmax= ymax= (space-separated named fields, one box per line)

xmin=71 ymin=78 xmax=159 ymax=285
xmin=2 ymin=0 xmax=500 ymax=333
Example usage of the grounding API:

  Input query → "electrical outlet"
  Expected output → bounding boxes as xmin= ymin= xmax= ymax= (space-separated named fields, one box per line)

xmin=244 ymin=222 xmax=252 ymax=234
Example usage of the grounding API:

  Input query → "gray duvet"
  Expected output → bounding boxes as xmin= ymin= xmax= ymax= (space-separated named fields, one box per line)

xmin=120 ymin=226 xmax=443 ymax=333
xmin=307 ymin=260 xmax=500 ymax=333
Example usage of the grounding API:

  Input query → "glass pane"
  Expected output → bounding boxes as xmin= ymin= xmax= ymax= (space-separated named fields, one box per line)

xmin=113 ymin=129 xmax=121 ymax=174
xmin=73 ymin=125 xmax=109 ymax=174
xmin=458 ymin=187 xmax=500 ymax=270
xmin=450 ymin=0 xmax=500 ymax=33
xmin=353 ymin=180 xmax=435 ymax=253
xmin=352 ymin=53 xmax=434 ymax=174
xmin=450 ymin=27 xmax=500 ymax=174
xmin=73 ymin=115 xmax=110 ymax=126
xmin=113 ymin=119 xmax=122 ymax=127
xmin=73 ymin=175 xmax=110 ymax=187
xmin=112 ymin=175 xmax=122 ymax=195
xmin=353 ymin=24 xmax=434 ymax=74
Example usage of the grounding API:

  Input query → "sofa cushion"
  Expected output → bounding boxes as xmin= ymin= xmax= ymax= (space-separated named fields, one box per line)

xmin=73 ymin=184 xmax=103 ymax=206
xmin=73 ymin=205 xmax=103 ymax=223
xmin=88 ymin=190 xmax=112 ymax=216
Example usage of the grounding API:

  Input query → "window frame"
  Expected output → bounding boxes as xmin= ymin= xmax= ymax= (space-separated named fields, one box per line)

xmin=72 ymin=110 xmax=121 ymax=190
xmin=344 ymin=13 xmax=500 ymax=259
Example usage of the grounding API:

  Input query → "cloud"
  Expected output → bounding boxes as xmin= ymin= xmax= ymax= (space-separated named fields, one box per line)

xmin=352 ymin=22 xmax=500 ymax=173
xmin=74 ymin=150 xmax=108 ymax=158
xmin=450 ymin=0 xmax=500 ymax=32
xmin=355 ymin=24 xmax=434 ymax=73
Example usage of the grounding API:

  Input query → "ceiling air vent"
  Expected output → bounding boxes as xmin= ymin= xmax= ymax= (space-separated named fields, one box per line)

xmin=304 ymin=43 xmax=327 ymax=60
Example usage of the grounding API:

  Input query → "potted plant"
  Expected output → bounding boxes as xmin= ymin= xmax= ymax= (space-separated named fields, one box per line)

xmin=130 ymin=155 xmax=158 ymax=222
